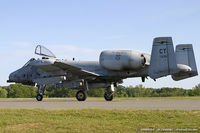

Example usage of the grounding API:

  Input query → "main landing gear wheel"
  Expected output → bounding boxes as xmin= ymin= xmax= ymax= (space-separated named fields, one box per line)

xmin=76 ymin=90 xmax=87 ymax=101
xmin=104 ymin=92 xmax=113 ymax=101
xmin=36 ymin=94 xmax=43 ymax=101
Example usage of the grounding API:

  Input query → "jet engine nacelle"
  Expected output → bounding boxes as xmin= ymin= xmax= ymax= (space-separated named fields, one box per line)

xmin=99 ymin=50 xmax=146 ymax=71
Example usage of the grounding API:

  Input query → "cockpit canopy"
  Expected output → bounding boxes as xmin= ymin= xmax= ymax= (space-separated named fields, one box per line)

xmin=35 ymin=45 xmax=56 ymax=58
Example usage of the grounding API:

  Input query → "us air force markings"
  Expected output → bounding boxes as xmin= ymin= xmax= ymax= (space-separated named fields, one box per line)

xmin=0 ymin=99 xmax=200 ymax=110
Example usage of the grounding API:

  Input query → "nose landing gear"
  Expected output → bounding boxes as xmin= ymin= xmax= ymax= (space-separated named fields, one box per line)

xmin=36 ymin=85 xmax=45 ymax=101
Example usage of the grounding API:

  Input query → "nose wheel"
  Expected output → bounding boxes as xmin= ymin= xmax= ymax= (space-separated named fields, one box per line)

xmin=36 ymin=94 xmax=43 ymax=101
xmin=36 ymin=85 xmax=45 ymax=101
xmin=76 ymin=90 xmax=87 ymax=101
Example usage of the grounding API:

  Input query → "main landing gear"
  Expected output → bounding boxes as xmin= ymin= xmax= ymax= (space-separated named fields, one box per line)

xmin=75 ymin=83 xmax=115 ymax=101
xmin=104 ymin=92 xmax=113 ymax=101
xmin=76 ymin=90 xmax=87 ymax=101
xmin=35 ymin=82 xmax=115 ymax=102
xmin=76 ymin=80 xmax=88 ymax=101
xmin=104 ymin=84 xmax=114 ymax=101
xmin=36 ymin=94 xmax=43 ymax=101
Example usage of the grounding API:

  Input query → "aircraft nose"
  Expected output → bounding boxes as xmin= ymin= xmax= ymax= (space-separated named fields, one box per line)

xmin=7 ymin=71 xmax=17 ymax=83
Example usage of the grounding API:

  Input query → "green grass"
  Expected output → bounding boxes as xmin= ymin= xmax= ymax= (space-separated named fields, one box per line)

xmin=0 ymin=109 xmax=199 ymax=133
xmin=0 ymin=96 xmax=200 ymax=101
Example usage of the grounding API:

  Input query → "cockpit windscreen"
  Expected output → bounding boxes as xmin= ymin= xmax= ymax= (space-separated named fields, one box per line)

xmin=23 ymin=58 xmax=35 ymax=67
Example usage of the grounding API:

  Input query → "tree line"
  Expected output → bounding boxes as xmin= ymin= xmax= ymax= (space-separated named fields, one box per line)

xmin=0 ymin=83 xmax=200 ymax=98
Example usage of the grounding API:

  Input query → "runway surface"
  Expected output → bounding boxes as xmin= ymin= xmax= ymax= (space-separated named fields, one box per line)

xmin=0 ymin=99 xmax=200 ymax=110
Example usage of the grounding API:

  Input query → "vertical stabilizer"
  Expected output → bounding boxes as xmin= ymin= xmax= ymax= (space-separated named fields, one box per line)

xmin=172 ymin=44 xmax=198 ymax=81
xmin=148 ymin=37 xmax=178 ymax=79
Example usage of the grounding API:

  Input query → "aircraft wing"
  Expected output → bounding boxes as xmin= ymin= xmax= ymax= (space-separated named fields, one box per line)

xmin=32 ymin=60 xmax=100 ymax=78
xmin=54 ymin=61 xmax=100 ymax=77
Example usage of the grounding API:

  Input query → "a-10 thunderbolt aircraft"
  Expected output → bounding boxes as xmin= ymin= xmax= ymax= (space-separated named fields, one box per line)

xmin=7 ymin=37 xmax=198 ymax=101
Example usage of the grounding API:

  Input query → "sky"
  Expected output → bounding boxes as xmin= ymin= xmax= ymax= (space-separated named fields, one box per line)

xmin=0 ymin=0 xmax=199 ymax=89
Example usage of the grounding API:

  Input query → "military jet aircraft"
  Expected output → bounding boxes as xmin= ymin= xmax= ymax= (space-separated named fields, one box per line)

xmin=7 ymin=37 xmax=198 ymax=101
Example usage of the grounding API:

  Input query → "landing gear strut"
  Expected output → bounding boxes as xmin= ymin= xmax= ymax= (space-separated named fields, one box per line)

xmin=75 ymin=80 xmax=88 ymax=101
xmin=36 ymin=85 xmax=45 ymax=101
xmin=104 ymin=84 xmax=114 ymax=101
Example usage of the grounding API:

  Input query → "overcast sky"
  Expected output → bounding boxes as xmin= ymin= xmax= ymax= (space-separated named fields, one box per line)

xmin=0 ymin=0 xmax=199 ymax=89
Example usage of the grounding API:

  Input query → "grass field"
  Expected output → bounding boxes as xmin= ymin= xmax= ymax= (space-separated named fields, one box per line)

xmin=0 ymin=109 xmax=199 ymax=133
xmin=0 ymin=96 xmax=200 ymax=101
